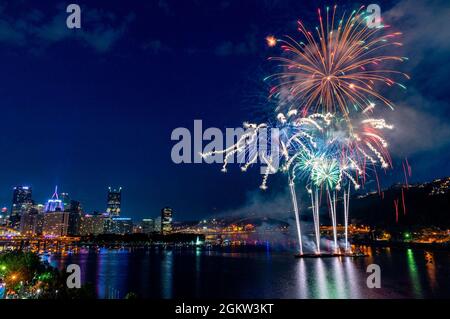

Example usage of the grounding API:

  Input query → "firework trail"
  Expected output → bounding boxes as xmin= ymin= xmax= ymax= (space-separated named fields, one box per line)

xmin=343 ymin=184 xmax=351 ymax=252
xmin=289 ymin=179 xmax=303 ymax=255
xmin=403 ymin=161 xmax=409 ymax=188
xmin=265 ymin=5 xmax=408 ymax=117
xmin=402 ymin=187 xmax=407 ymax=216
xmin=287 ymin=113 xmax=393 ymax=253
xmin=394 ymin=199 xmax=399 ymax=223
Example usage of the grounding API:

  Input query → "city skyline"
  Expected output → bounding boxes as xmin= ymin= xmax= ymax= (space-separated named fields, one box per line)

xmin=1 ymin=174 xmax=448 ymax=221
xmin=1 ymin=184 xmax=169 ymax=220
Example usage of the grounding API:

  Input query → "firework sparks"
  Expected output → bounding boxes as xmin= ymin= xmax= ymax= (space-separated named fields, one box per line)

xmin=266 ymin=5 xmax=409 ymax=117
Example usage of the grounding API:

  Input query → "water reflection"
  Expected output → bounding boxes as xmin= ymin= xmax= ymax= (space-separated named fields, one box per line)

xmin=314 ymin=259 xmax=329 ymax=298
xmin=295 ymin=259 xmax=308 ymax=298
xmin=195 ymin=247 xmax=201 ymax=297
xmin=424 ymin=251 xmax=437 ymax=293
xmin=51 ymin=247 xmax=450 ymax=299
xmin=332 ymin=258 xmax=346 ymax=299
xmin=344 ymin=258 xmax=362 ymax=299
xmin=294 ymin=257 xmax=368 ymax=299
xmin=406 ymin=249 xmax=423 ymax=298
xmin=96 ymin=249 xmax=129 ymax=299
xmin=161 ymin=250 xmax=173 ymax=299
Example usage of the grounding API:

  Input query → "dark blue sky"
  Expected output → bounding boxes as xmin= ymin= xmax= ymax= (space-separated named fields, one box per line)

xmin=1 ymin=0 xmax=449 ymax=221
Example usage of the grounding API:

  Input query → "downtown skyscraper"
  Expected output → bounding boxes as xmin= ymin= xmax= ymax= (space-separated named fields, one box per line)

xmin=10 ymin=186 xmax=33 ymax=228
xmin=161 ymin=207 xmax=173 ymax=235
xmin=106 ymin=187 xmax=121 ymax=216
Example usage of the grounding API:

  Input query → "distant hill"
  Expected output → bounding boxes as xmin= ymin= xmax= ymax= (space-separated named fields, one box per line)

xmin=349 ymin=177 xmax=450 ymax=228
xmin=203 ymin=178 xmax=450 ymax=230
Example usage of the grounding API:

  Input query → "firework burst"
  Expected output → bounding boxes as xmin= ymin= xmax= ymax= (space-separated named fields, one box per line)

xmin=265 ymin=5 xmax=409 ymax=117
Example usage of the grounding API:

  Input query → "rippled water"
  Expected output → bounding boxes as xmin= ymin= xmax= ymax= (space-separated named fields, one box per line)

xmin=50 ymin=246 xmax=450 ymax=299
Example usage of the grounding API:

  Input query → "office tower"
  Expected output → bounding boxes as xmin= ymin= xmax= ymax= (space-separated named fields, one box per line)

xmin=34 ymin=213 xmax=44 ymax=235
xmin=19 ymin=211 xmax=36 ymax=236
xmin=10 ymin=186 xmax=33 ymax=228
xmin=161 ymin=207 xmax=173 ymax=235
xmin=79 ymin=213 xmax=107 ymax=236
xmin=104 ymin=217 xmax=132 ymax=235
xmin=42 ymin=212 xmax=70 ymax=237
xmin=141 ymin=218 xmax=155 ymax=234
xmin=61 ymin=193 xmax=71 ymax=211
xmin=106 ymin=187 xmax=122 ymax=216
xmin=154 ymin=217 xmax=161 ymax=233
xmin=19 ymin=206 xmax=43 ymax=236
xmin=111 ymin=217 xmax=133 ymax=235
xmin=0 ymin=208 xmax=8 ymax=226
xmin=35 ymin=204 xmax=45 ymax=214
xmin=132 ymin=224 xmax=143 ymax=234
xmin=67 ymin=200 xmax=82 ymax=236
xmin=44 ymin=186 xmax=64 ymax=212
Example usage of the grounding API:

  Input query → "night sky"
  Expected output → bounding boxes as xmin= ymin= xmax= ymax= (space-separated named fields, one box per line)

xmin=1 ymin=0 xmax=449 ymax=221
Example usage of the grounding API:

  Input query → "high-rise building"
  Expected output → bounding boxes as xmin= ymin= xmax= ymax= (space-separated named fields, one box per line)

xmin=19 ymin=207 xmax=43 ymax=236
xmin=44 ymin=186 xmax=64 ymax=212
xmin=105 ymin=217 xmax=133 ymax=235
xmin=154 ymin=216 xmax=161 ymax=233
xmin=0 ymin=208 xmax=8 ymax=226
xmin=106 ymin=187 xmax=122 ymax=216
xmin=79 ymin=213 xmax=107 ymax=236
xmin=141 ymin=218 xmax=155 ymax=234
xmin=10 ymin=186 xmax=33 ymax=228
xmin=161 ymin=207 xmax=173 ymax=235
xmin=67 ymin=200 xmax=82 ymax=236
xmin=42 ymin=212 xmax=70 ymax=237
xmin=61 ymin=193 xmax=71 ymax=211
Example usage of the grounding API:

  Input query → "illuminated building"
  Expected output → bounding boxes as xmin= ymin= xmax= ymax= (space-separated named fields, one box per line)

xmin=154 ymin=216 xmax=161 ymax=233
xmin=133 ymin=224 xmax=143 ymax=233
xmin=141 ymin=218 xmax=155 ymax=234
xmin=61 ymin=193 xmax=71 ymax=211
xmin=10 ymin=186 xmax=33 ymax=228
xmin=44 ymin=186 xmax=64 ymax=212
xmin=19 ymin=208 xmax=44 ymax=236
xmin=67 ymin=200 xmax=82 ymax=236
xmin=105 ymin=217 xmax=133 ymax=235
xmin=79 ymin=213 xmax=107 ymax=236
xmin=0 ymin=208 xmax=8 ymax=226
xmin=106 ymin=187 xmax=122 ymax=216
xmin=46 ymin=190 xmax=81 ymax=235
xmin=42 ymin=212 xmax=70 ymax=237
xmin=161 ymin=207 xmax=173 ymax=235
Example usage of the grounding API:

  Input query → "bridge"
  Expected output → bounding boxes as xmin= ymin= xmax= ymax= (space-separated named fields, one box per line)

xmin=0 ymin=226 xmax=80 ymax=251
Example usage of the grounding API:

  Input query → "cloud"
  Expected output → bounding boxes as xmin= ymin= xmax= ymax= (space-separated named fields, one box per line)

xmin=380 ymin=0 xmax=450 ymax=157
xmin=0 ymin=4 xmax=135 ymax=53
xmin=141 ymin=39 xmax=172 ymax=54
xmin=383 ymin=99 xmax=450 ymax=156
xmin=215 ymin=41 xmax=255 ymax=56
xmin=214 ymin=26 xmax=259 ymax=57
xmin=384 ymin=0 xmax=450 ymax=65
xmin=158 ymin=0 xmax=174 ymax=16
xmin=214 ymin=187 xmax=293 ymax=219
